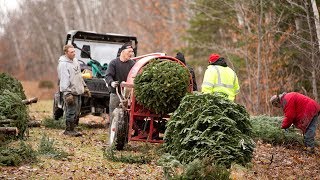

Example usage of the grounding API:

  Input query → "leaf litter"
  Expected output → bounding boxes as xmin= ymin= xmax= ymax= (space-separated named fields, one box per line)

xmin=1 ymin=110 xmax=320 ymax=179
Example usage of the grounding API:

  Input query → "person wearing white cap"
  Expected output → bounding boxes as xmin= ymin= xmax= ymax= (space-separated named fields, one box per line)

xmin=270 ymin=92 xmax=320 ymax=154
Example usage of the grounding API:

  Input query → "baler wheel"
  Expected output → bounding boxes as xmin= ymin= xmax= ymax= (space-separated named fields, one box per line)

xmin=109 ymin=107 xmax=129 ymax=150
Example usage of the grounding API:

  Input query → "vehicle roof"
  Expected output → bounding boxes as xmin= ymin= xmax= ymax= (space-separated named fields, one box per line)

xmin=66 ymin=30 xmax=138 ymax=44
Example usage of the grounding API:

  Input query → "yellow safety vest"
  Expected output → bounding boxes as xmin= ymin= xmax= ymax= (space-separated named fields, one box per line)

xmin=201 ymin=65 xmax=240 ymax=101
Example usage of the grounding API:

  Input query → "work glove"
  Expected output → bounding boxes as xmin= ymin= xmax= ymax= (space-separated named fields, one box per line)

xmin=65 ymin=94 xmax=74 ymax=106
xmin=111 ymin=81 xmax=119 ymax=88
xmin=84 ymin=87 xmax=91 ymax=97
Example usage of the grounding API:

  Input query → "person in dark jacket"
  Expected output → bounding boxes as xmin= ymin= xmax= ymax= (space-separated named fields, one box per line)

xmin=105 ymin=42 xmax=135 ymax=125
xmin=175 ymin=52 xmax=198 ymax=91
xmin=270 ymin=92 xmax=320 ymax=154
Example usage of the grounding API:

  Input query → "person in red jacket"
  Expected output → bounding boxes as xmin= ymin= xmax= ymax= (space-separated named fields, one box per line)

xmin=270 ymin=92 xmax=320 ymax=153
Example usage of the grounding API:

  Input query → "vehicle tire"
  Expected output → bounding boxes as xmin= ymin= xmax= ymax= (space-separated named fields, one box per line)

xmin=53 ymin=97 xmax=64 ymax=120
xmin=109 ymin=107 xmax=128 ymax=150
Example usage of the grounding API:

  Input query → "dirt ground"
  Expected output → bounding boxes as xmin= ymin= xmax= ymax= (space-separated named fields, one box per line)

xmin=21 ymin=81 xmax=57 ymax=100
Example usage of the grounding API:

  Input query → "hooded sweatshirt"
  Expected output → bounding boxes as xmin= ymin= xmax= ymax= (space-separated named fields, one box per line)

xmin=57 ymin=55 xmax=86 ymax=95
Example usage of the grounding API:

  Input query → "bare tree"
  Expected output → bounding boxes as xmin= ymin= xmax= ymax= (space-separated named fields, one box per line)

xmin=0 ymin=0 xmax=190 ymax=81
xmin=310 ymin=0 xmax=320 ymax=101
xmin=285 ymin=0 xmax=319 ymax=101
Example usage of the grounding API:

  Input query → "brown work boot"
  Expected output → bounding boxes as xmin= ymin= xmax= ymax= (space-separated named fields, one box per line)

xmin=64 ymin=121 xmax=82 ymax=137
xmin=66 ymin=130 xmax=82 ymax=137
xmin=63 ymin=121 xmax=72 ymax=135
xmin=71 ymin=121 xmax=82 ymax=137
xmin=74 ymin=116 xmax=79 ymax=126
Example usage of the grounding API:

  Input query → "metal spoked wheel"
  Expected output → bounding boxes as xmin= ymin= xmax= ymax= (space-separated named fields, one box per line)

xmin=109 ymin=107 xmax=129 ymax=150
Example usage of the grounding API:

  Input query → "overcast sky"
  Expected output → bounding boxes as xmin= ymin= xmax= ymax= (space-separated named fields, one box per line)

xmin=0 ymin=0 xmax=19 ymax=33
xmin=0 ymin=0 xmax=18 ymax=13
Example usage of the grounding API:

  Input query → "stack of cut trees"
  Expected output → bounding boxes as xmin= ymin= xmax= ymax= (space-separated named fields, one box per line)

xmin=0 ymin=73 xmax=38 ymax=138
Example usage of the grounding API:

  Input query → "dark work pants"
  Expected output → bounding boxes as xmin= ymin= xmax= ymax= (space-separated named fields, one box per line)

xmin=304 ymin=114 xmax=319 ymax=148
xmin=65 ymin=95 xmax=81 ymax=125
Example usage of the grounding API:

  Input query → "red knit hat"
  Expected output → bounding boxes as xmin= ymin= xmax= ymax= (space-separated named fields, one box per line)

xmin=208 ymin=53 xmax=220 ymax=64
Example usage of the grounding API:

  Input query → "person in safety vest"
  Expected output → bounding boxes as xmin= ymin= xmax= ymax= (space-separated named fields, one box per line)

xmin=201 ymin=53 xmax=240 ymax=101
xmin=270 ymin=92 xmax=320 ymax=154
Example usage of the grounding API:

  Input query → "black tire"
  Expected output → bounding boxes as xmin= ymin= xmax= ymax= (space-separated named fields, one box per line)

xmin=109 ymin=108 xmax=128 ymax=150
xmin=53 ymin=98 xmax=64 ymax=120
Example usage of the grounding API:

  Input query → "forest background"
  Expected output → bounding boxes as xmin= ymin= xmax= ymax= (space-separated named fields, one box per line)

xmin=1 ymin=0 xmax=320 ymax=116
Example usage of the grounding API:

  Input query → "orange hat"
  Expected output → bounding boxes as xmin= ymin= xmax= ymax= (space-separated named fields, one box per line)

xmin=208 ymin=53 xmax=220 ymax=64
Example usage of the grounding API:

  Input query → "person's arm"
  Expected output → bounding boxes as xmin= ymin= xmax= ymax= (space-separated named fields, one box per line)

xmin=281 ymin=103 xmax=295 ymax=129
xmin=234 ymin=74 xmax=240 ymax=95
xmin=105 ymin=60 xmax=116 ymax=86
xmin=282 ymin=117 xmax=293 ymax=129
xmin=58 ymin=63 xmax=71 ymax=94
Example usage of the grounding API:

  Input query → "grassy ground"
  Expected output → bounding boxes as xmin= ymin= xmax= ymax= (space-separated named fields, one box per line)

xmin=1 ymin=100 xmax=164 ymax=179
xmin=1 ymin=128 xmax=163 ymax=179
xmin=2 ymin=100 xmax=320 ymax=179
xmin=28 ymin=100 xmax=53 ymax=120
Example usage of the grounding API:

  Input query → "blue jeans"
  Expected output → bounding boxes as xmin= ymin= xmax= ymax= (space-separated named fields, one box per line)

xmin=304 ymin=114 xmax=319 ymax=148
xmin=65 ymin=95 xmax=81 ymax=124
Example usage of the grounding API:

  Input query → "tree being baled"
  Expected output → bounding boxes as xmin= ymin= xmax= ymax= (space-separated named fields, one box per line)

xmin=134 ymin=59 xmax=190 ymax=115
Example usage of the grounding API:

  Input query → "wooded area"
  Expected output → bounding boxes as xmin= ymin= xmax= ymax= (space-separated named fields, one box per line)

xmin=0 ymin=0 xmax=188 ymax=80
xmin=0 ymin=0 xmax=320 ymax=115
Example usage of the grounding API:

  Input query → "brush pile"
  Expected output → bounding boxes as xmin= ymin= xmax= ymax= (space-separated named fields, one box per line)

xmin=0 ymin=73 xmax=29 ymax=138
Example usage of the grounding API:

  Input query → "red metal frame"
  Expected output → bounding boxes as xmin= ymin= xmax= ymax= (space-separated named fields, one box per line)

xmin=125 ymin=55 xmax=193 ymax=143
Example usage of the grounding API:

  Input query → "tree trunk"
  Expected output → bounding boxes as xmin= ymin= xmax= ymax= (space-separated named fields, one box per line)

xmin=306 ymin=0 xmax=318 ymax=101
xmin=73 ymin=0 xmax=85 ymax=30
xmin=30 ymin=14 xmax=56 ymax=65
xmin=0 ymin=127 xmax=18 ymax=135
xmin=28 ymin=120 xmax=41 ymax=127
xmin=256 ymin=0 xmax=263 ymax=113
xmin=311 ymin=0 xmax=320 ymax=53
xmin=9 ymin=30 xmax=24 ymax=78
xmin=57 ymin=1 xmax=70 ymax=33
xmin=310 ymin=0 xmax=320 ymax=101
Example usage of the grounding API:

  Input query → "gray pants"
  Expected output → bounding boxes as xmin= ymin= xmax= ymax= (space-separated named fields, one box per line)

xmin=109 ymin=93 xmax=120 ymax=125
xmin=65 ymin=95 xmax=81 ymax=124
xmin=304 ymin=114 xmax=319 ymax=148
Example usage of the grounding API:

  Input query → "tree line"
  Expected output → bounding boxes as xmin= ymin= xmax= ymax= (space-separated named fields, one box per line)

xmin=185 ymin=0 xmax=320 ymax=115
xmin=0 ymin=0 xmax=188 ymax=80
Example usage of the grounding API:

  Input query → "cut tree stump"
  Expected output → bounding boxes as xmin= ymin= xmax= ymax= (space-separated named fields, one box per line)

xmin=0 ymin=127 xmax=18 ymax=135
xmin=22 ymin=97 xmax=38 ymax=105
xmin=28 ymin=120 xmax=41 ymax=127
